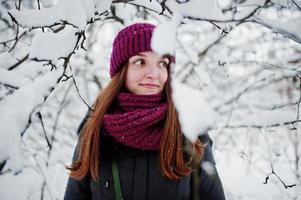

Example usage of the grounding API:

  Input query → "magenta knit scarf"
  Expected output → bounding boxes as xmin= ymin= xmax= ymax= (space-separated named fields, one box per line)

xmin=102 ymin=92 xmax=168 ymax=150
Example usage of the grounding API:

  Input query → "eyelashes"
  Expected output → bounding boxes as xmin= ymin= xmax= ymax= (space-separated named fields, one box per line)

xmin=133 ymin=58 xmax=145 ymax=66
xmin=159 ymin=60 xmax=169 ymax=68
xmin=132 ymin=58 xmax=169 ymax=68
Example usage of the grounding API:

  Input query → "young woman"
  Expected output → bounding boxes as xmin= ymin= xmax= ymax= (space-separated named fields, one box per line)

xmin=64 ymin=23 xmax=226 ymax=200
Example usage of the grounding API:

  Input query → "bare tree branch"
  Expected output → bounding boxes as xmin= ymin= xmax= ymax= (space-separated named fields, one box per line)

xmin=36 ymin=112 xmax=52 ymax=149
xmin=264 ymin=164 xmax=297 ymax=189
xmin=222 ymin=119 xmax=301 ymax=129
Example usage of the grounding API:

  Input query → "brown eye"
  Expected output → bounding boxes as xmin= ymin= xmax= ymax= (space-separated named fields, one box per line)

xmin=133 ymin=58 xmax=145 ymax=66
xmin=158 ymin=61 xmax=169 ymax=68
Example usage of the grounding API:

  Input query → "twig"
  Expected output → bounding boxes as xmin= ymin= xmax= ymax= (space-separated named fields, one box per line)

xmin=223 ymin=119 xmax=301 ymax=129
xmin=186 ymin=0 xmax=271 ymax=23
xmin=297 ymin=74 xmax=301 ymax=120
xmin=291 ymin=0 xmax=301 ymax=11
xmin=69 ymin=64 xmax=92 ymax=110
xmin=264 ymin=164 xmax=296 ymax=189
xmin=221 ymin=74 xmax=276 ymax=108
xmin=21 ymin=108 xmax=37 ymax=137
xmin=8 ymin=23 xmax=20 ymax=52
xmin=36 ymin=112 xmax=52 ymax=149
xmin=17 ymin=0 xmax=21 ymax=10
xmin=0 ymin=30 xmax=27 ymax=47
xmin=8 ymin=53 xmax=29 ymax=70
xmin=32 ymin=154 xmax=54 ymax=200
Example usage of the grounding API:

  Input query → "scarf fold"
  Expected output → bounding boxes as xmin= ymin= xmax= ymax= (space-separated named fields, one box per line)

xmin=102 ymin=92 xmax=167 ymax=150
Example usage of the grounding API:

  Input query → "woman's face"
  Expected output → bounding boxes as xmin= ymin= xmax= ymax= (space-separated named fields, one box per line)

xmin=125 ymin=51 xmax=169 ymax=95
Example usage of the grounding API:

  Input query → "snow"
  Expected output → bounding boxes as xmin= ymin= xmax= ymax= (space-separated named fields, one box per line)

xmin=238 ymin=108 xmax=297 ymax=127
xmin=94 ymin=0 xmax=113 ymax=14
xmin=9 ymin=0 xmax=91 ymax=30
xmin=13 ymin=62 xmax=49 ymax=80
xmin=177 ymin=35 xmax=199 ymax=64
xmin=29 ymin=27 xmax=77 ymax=63
xmin=214 ymin=127 xmax=301 ymax=200
xmin=114 ymin=3 xmax=139 ymax=25
xmin=0 ymin=69 xmax=61 ymax=171
xmin=216 ymin=0 xmax=233 ymax=12
xmin=175 ymin=0 xmax=225 ymax=20
xmin=0 ymin=69 xmax=31 ymax=87
xmin=201 ymin=161 xmax=216 ymax=175
xmin=168 ymin=0 xmax=267 ymax=21
xmin=255 ymin=15 xmax=301 ymax=44
xmin=130 ymin=0 xmax=164 ymax=14
xmin=32 ymin=154 xmax=60 ymax=199
xmin=0 ymin=52 xmax=17 ymax=70
xmin=1 ymin=0 xmax=301 ymax=199
xmin=151 ymin=11 xmax=183 ymax=55
xmin=171 ymin=78 xmax=215 ymax=142
xmin=8 ymin=0 xmax=112 ymax=30
xmin=80 ymin=0 xmax=95 ymax=22
xmin=271 ymin=0 xmax=301 ymax=7
xmin=0 ymin=168 xmax=42 ymax=200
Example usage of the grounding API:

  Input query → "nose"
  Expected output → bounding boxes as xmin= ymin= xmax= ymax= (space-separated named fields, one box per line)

xmin=145 ymin=65 xmax=159 ymax=79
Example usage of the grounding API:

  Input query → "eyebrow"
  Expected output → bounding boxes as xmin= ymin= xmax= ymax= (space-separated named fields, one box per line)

xmin=135 ymin=53 xmax=169 ymax=61
xmin=136 ymin=53 xmax=147 ymax=57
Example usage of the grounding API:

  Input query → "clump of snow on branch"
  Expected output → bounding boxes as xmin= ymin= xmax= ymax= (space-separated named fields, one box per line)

xmin=0 ymin=70 xmax=61 ymax=171
xmin=216 ymin=0 xmax=233 ymax=12
xmin=176 ymin=0 xmax=225 ymax=20
xmin=0 ymin=69 xmax=31 ymax=87
xmin=171 ymin=0 xmax=266 ymax=21
xmin=30 ymin=27 xmax=77 ymax=62
xmin=8 ymin=0 xmax=113 ymax=30
xmin=94 ymin=0 xmax=113 ymax=14
xmin=171 ymin=78 xmax=215 ymax=142
xmin=255 ymin=14 xmax=301 ymax=44
xmin=177 ymin=35 xmax=199 ymax=64
xmin=0 ymin=52 xmax=17 ymax=70
xmin=9 ymin=0 xmax=86 ymax=30
xmin=130 ymin=0 xmax=165 ymax=15
xmin=151 ymin=11 xmax=183 ymax=55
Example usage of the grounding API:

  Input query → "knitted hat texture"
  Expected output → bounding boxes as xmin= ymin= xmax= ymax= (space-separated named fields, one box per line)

xmin=109 ymin=23 xmax=155 ymax=78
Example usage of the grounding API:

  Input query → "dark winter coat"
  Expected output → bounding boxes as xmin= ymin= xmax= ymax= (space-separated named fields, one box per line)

xmin=64 ymin=118 xmax=226 ymax=200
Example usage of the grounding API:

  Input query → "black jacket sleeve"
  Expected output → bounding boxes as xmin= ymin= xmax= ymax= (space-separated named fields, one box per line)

xmin=64 ymin=114 xmax=92 ymax=200
xmin=198 ymin=134 xmax=226 ymax=200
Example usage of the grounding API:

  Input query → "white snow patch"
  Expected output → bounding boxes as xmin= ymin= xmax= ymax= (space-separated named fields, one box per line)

xmin=171 ymin=78 xmax=215 ymax=142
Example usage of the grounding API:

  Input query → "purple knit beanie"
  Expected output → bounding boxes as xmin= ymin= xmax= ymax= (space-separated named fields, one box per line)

xmin=109 ymin=22 xmax=156 ymax=78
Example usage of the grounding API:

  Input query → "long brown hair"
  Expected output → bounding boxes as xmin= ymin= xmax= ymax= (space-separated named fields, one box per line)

xmin=66 ymin=62 xmax=204 ymax=181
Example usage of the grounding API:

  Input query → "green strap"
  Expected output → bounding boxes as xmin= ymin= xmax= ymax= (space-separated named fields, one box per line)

xmin=112 ymin=159 xmax=123 ymax=200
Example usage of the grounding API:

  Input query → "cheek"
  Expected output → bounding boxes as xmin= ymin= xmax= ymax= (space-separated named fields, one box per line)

xmin=127 ymin=70 xmax=140 ymax=83
xmin=125 ymin=69 xmax=141 ymax=89
xmin=125 ymin=73 xmax=135 ymax=88
xmin=160 ymin=69 xmax=168 ymax=85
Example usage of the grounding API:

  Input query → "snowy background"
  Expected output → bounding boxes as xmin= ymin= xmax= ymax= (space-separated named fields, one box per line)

xmin=0 ymin=0 xmax=301 ymax=199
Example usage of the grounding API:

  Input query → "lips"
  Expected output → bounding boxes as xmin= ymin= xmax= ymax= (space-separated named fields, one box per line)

xmin=140 ymin=83 xmax=159 ymax=88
